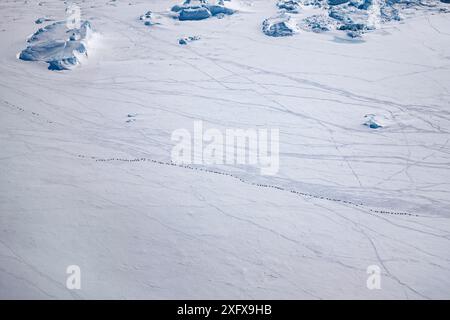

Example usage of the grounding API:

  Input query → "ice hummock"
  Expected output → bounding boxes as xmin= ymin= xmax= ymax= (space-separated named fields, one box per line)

xmin=178 ymin=35 xmax=201 ymax=45
xmin=277 ymin=0 xmax=301 ymax=13
xmin=262 ymin=13 xmax=299 ymax=37
xmin=19 ymin=20 xmax=93 ymax=70
xmin=140 ymin=11 xmax=156 ymax=26
xmin=172 ymin=0 xmax=235 ymax=21
xmin=179 ymin=6 xmax=212 ymax=20
xmin=262 ymin=0 xmax=449 ymax=38
xmin=299 ymin=14 xmax=336 ymax=33
xmin=363 ymin=114 xmax=384 ymax=129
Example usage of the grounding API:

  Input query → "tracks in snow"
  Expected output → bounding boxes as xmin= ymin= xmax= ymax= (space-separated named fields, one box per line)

xmin=77 ymin=154 xmax=419 ymax=218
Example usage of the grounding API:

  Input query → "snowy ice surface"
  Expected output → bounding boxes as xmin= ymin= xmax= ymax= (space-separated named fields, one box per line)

xmin=1 ymin=0 xmax=450 ymax=299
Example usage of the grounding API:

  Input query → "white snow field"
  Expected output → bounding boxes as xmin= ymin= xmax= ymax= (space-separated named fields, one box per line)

xmin=1 ymin=0 xmax=450 ymax=299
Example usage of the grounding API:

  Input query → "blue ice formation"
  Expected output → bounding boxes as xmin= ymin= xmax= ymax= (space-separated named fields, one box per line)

xmin=172 ymin=0 xmax=234 ymax=21
xmin=328 ymin=0 xmax=349 ymax=5
xmin=19 ymin=21 xmax=93 ymax=70
xmin=179 ymin=6 xmax=212 ymax=20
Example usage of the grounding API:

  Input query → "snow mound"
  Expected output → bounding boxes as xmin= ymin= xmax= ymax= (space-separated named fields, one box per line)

xmin=262 ymin=13 xmax=299 ymax=37
xmin=19 ymin=21 xmax=94 ymax=70
xmin=277 ymin=0 xmax=301 ymax=13
xmin=172 ymin=0 xmax=235 ymax=21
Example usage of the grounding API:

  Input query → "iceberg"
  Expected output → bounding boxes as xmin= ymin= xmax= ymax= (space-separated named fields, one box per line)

xmin=19 ymin=21 xmax=93 ymax=70
xmin=179 ymin=6 xmax=212 ymax=20
xmin=173 ymin=0 xmax=234 ymax=21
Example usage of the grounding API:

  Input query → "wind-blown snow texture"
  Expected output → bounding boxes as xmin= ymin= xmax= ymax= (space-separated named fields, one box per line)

xmin=1 ymin=0 xmax=450 ymax=299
